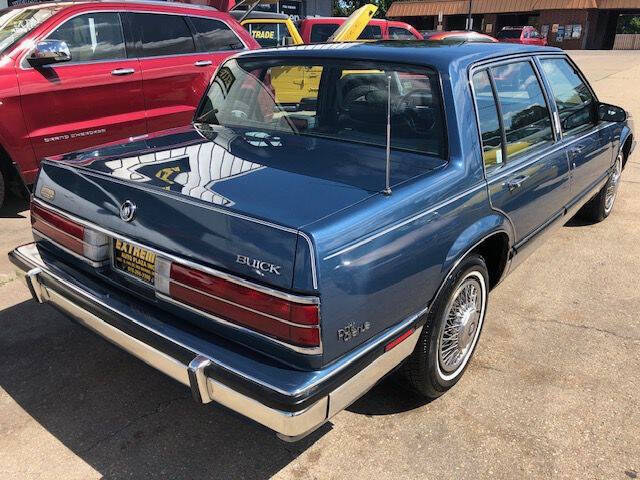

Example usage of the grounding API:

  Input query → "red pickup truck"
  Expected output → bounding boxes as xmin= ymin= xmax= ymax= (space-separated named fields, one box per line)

xmin=0 ymin=0 xmax=258 ymax=207
xmin=297 ymin=17 xmax=423 ymax=43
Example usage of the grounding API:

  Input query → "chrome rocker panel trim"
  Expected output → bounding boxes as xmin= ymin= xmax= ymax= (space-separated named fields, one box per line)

xmin=10 ymin=243 xmax=422 ymax=441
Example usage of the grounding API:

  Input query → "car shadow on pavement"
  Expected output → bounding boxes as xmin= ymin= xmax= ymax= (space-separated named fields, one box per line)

xmin=347 ymin=375 xmax=432 ymax=416
xmin=0 ymin=195 xmax=29 ymax=219
xmin=0 ymin=299 xmax=331 ymax=480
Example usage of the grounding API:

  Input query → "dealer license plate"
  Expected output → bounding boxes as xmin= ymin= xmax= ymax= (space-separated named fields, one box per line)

xmin=113 ymin=239 xmax=156 ymax=285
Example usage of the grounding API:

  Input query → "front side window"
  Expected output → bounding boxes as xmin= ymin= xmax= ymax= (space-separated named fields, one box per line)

xmin=190 ymin=16 xmax=243 ymax=51
xmin=358 ymin=25 xmax=382 ymax=39
xmin=491 ymin=61 xmax=553 ymax=159
xmin=540 ymin=58 xmax=596 ymax=134
xmin=0 ymin=6 xmax=61 ymax=54
xmin=389 ymin=27 xmax=415 ymax=40
xmin=135 ymin=13 xmax=195 ymax=57
xmin=48 ymin=12 xmax=125 ymax=62
xmin=196 ymin=58 xmax=445 ymax=157
xmin=472 ymin=69 xmax=504 ymax=168
xmin=310 ymin=23 xmax=339 ymax=43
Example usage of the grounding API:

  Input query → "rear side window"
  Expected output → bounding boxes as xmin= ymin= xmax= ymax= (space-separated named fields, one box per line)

xmin=190 ymin=16 xmax=243 ymax=51
xmin=135 ymin=13 xmax=195 ymax=57
xmin=540 ymin=58 xmax=596 ymax=134
xmin=472 ymin=70 xmax=504 ymax=168
xmin=310 ymin=23 xmax=339 ymax=43
xmin=358 ymin=25 xmax=382 ymax=39
xmin=389 ymin=26 xmax=415 ymax=40
xmin=491 ymin=61 xmax=553 ymax=159
xmin=48 ymin=12 xmax=125 ymax=62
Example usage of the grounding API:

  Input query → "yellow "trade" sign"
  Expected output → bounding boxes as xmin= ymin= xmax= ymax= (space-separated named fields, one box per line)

xmin=252 ymin=30 xmax=275 ymax=39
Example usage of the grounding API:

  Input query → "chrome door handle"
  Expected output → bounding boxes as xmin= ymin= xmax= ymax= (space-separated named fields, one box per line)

xmin=111 ymin=68 xmax=135 ymax=76
xmin=194 ymin=60 xmax=213 ymax=67
xmin=569 ymin=145 xmax=585 ymax=156
xmin=505 ymin=175 xmax=528 ymax=191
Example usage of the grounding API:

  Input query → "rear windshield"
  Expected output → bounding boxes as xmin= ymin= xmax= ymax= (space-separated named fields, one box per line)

xmin=196 ymin=57 xmax=445 ymax=158
xmin=497 ymin=29 xmax=522 ymax=39
xmin=310 ymin=23 xmax=339 ymax=42
xmin=0 ymin=6 xmax=61 ymax=54
xmin=309 ymin=23 xmax=382 ymax=43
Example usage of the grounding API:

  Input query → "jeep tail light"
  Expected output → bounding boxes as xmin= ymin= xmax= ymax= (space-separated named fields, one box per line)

xmin=155 ymin=258 xmax=320 ymax=348
xmin=31 ymin=202 xmax=108 ymax=263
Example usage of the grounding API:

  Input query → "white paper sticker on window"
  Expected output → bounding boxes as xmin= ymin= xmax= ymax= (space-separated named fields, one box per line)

xmin=495 ymin=148 xmax=503 ymax=164
xmin=89 ymin=17 xmax=97 ymax=52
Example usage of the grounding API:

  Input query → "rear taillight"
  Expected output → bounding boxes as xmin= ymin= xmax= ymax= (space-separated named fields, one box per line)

xmin=31 ymin=202 xmax=108 ymax=264
xmin=155 ymin=258 xmax=320 ymax=348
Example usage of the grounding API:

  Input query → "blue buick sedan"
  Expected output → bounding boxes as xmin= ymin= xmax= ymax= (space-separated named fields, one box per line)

xmin=10 ymin=41 xmax=633 ymax=440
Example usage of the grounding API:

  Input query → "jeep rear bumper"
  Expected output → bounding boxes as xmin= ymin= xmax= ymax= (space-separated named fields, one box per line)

xmin=9 ymin=243 xmax=422 ymax=441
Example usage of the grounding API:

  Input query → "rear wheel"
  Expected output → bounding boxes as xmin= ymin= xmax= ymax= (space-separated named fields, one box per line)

xmin=401 ymin=254 xmax=489 ymax=399
xmin=580 ymin=152 xmax=623 ymax=223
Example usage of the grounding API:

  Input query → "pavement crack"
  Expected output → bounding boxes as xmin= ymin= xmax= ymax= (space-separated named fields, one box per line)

xmin=78 ymin=394 xmax=189 ymax=454
xmin=519 ymin=314 xmax=640 ymax=342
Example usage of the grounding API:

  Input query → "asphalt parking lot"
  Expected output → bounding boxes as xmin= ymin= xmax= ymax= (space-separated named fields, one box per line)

xmin=1 ymin=50 xmax=639 ymax=480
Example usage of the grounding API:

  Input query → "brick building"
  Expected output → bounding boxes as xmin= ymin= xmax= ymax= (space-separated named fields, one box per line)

xmin=386 ymin=0 xmax=640 ymax=49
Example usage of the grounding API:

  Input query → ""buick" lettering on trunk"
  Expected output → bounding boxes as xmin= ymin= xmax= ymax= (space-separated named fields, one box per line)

xmin=236 ymin=255 xmax=281 ymax=275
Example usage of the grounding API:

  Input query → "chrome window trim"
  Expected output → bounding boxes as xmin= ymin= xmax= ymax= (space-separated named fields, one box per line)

xmin=323 ymin=182 xmax=486 ymax=260
xmin=158 ymin=292 xmax=323 ymax=355
xmin=32 ymin=198 xmax=319 ymax=304
xmin=19 ymin=8 xmax=248 ymax=69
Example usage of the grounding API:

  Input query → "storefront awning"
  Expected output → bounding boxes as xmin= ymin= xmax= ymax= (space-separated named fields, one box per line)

xmin=387 ymin=0 xmax=603 ymax=18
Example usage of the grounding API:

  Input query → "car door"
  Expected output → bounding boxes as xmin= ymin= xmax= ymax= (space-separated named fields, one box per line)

xmin=471 ymin=59 xmax=570 ymax=249
xmin=17 ymin=11 xmax=146 ymax=161
xmin=132 ymin=12 xmax=240 ymax=134
xmin=537 ymin=56 xmax=613 ymax=205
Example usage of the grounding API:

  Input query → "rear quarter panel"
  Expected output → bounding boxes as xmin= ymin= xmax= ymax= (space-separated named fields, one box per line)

xmin=307 ymin=59 xmax=514 ymax=362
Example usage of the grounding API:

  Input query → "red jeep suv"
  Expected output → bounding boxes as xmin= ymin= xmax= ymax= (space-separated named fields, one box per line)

xmin=0 ymin=1 xmax=258 ymax=207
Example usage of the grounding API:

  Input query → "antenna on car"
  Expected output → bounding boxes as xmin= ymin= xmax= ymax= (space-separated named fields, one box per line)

xmin=383 ymin=74 xmax=392 ymax=196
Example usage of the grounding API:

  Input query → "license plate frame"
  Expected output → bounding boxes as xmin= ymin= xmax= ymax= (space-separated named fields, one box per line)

xmin=111 ymin=238 xmax=157 ymax=286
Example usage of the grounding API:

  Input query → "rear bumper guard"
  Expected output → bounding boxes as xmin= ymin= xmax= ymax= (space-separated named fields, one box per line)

xmin=10 ymin=243 xmax=422 ymax=441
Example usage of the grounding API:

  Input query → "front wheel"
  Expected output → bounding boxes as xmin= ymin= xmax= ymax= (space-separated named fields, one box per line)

xmin=401 ymin=254 xmax=489 ymax=399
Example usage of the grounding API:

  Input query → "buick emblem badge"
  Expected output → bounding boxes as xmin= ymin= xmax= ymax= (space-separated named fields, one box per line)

xmin=119 ymin=200 xmax=136 ymax=222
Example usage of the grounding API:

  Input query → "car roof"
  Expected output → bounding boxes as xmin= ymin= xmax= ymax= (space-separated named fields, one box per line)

xmin=236 ymin=40 xmax=561 ymax=71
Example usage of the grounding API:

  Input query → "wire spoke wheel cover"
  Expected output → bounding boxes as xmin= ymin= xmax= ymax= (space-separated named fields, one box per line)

xmin=437 ymin=271 xmax=486 ymax=381
xmin=605 ymin=153 xmax=623 ymax=214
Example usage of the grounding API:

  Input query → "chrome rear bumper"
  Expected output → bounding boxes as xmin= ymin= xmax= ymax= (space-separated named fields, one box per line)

xmin=10 ymin=243 xmax=422 ymax=441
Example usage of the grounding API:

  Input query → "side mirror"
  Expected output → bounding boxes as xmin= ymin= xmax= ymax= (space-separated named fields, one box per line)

xmin=283 ymin=36 xmax=295 ymax=46
xmin=27 ymin=40 xmax=71 ymax=67
xmin=598 ymin=102 xmax=627 ymax=122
